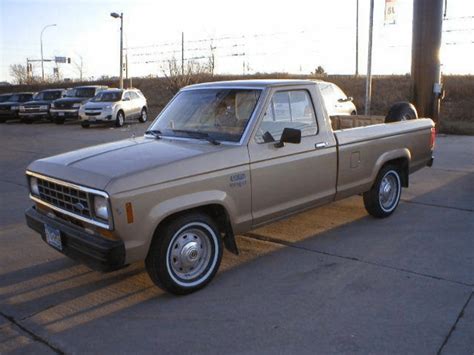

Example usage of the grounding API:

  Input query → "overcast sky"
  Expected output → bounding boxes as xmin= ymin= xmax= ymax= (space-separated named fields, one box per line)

xmin=0 ymin=0 xmax=473 ymax=82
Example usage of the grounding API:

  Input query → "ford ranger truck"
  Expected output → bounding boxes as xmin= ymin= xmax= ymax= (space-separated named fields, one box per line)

xmin=25 ymin=80 xmax=435 ymax=295
xmin=50 ymin=85 xmax=108 ymax=124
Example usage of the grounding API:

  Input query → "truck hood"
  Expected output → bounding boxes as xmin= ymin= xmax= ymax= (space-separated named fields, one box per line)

xmin=54 ymin=97 xmax=89 ymax=105
xmin=22 ymin=100 xmax=53 ymax=106
xmin=83 ymin=102 xmax=115 ymax=109
xmin=27 ymin=137 xmax=248 ymax=194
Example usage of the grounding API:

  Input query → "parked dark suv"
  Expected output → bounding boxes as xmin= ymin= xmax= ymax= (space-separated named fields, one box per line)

xmin=19 ymin=89 xmax=66 ymax=123
xmin=0 ymin=92 xmax=36 ymax=123
xmin=50 ymin=85 xmax=108 ymax=124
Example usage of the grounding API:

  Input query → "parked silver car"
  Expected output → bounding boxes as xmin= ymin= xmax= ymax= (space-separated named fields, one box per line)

xmin=316 ymin=81 xmax=357 ymax=116
xmin=79 ymin=88 xmax=148 ymax=128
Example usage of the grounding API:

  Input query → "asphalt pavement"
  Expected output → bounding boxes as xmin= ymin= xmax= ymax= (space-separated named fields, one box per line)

xmin=0 ymin=119 xmax=473 ymax=354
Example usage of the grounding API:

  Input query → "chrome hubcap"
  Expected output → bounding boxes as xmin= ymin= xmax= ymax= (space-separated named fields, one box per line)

xmin=169 ymin=228 xmax=211 ymax=281
xmin=379 ymin=173 xmax=399 ymax=210
xmin=142 ymin=110 xmax=147 ymax=121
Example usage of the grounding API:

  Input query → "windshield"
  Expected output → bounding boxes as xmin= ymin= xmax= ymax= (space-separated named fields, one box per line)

xmin=91 ymin=91 xmax=122 ymax=102
xmin=75 ymin=88 xmax=96 ymax=98
xmin=0 ymin=95 xmax=11 ymax=103
xmin=7 ymin=94 xmax=32 ymax=102
xmin=35 ymin=91 xmax=62 ymax=101
xmin=150 ymin=89 xmax=261 ymax=142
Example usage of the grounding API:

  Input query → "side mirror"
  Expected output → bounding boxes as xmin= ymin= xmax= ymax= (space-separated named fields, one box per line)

xmin=274 ymin=128 xmax=301 ymax=148
xmin=338 ymin=96 xmax=353 ymax=103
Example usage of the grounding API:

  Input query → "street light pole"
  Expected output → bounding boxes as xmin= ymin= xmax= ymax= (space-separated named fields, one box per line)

xmin=40 ymin=24 xmax=57 ymax=82
xmin=364 ymin=0 xmax=375 ymax=115
xmin=111 ymin=12 xmax=124 ymax=89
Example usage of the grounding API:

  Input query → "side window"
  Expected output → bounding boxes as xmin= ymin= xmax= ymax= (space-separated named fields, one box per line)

xmin=123 ymin=92 xmax=131 ymax=101
xmin=256 ymin=90 xmax=318 ymax=143
xmin=130 ymin=92 xmax=140 ymax=100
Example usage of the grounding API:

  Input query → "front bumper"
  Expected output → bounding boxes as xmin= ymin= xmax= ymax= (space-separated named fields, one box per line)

xmin=80 ymin=110 xmax=113 ymax=122
xmin=25 ymin=206 xmax=125 ymax=272
xmin=50 ymin=108 xmax=79 ymax=119
xmin=0 ymin=110 xmax=19 ymax=118
xmin=19 ymin=112 xmax=50 ymax=120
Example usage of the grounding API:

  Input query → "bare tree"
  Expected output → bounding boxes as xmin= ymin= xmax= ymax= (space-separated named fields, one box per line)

xmin=73 ymin=55 xmax=84 ymax=81
xmin=161 ymin=56 xmax=214 ymax=93
xmin=9 ymin=64 xmax=28 ymax=84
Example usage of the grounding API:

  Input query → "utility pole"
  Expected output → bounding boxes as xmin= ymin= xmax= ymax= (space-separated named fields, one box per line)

xmin=110 ymin=12 xmax=124 ymax=89
xmin=40 ymin=24 xmax=57 ymax=82
xmin=125 ymin=51 xmax=128 ymax=88
xmin=411 ymin=0 xmax=444 ymax=124
xmin=181 ymin=32 xmax=185 ymax=76
xmin=364 ymin=0 xmax=375 ymax=115
xmin=355 ymin=0 xmax=359 ymax=77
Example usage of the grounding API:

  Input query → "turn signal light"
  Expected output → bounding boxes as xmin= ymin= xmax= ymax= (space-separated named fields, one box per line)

xmin=125 ymin=202 xmax=134 ymax=224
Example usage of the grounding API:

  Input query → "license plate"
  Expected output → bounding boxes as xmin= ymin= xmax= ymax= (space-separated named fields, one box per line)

xmin=45 ymin=224 xmax=62 ymax=250
xmin=59 ymin=112 xmax=65 ymax=116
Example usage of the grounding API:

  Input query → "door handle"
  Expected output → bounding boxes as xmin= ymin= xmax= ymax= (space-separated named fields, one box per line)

xmin=315 ymin=142 xmax=328 ymax=149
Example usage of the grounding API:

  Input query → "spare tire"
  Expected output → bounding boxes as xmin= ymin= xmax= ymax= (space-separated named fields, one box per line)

xmin=385 ymin=102 xmax=418 ymax=123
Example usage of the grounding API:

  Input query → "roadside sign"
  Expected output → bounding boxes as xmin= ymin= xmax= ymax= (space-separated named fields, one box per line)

xmin=55 ymin=56 xmax=67 ymax=63
xmin=384 ymin=0 xmax=397 ymax=25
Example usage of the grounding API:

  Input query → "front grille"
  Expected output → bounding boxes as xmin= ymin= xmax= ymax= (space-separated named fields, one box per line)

xmin=56 ymin=102 xmax=74 ymax=109
xmin=37 ymin=178 xmax=92 ymax=219
xmin=85 ymin=112 xmax=100 ymax=116
xmin=25 ymin=106 xmax=43 ymax=112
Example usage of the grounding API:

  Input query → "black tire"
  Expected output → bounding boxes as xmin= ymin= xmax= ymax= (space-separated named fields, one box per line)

xmin=385 ymin=102 xmax=418 ymax=123
xmin=0 ymin=118 xmax=6 ymax=123
xmin=351 ymin=110 xmax=357 ymax=115
xmin=145 ymin=212 xmax=223 ymax=295
xmin=115 ymin=110 xmax=125 ymax=127
xmin=54 ymin=117 xmax=65 ymax=125
xmin=138 ymin=107 xmax=147 ymax=123
xmin=363 ymin=165 xmax=402 ymax=218
xmin=81 ymin=121 xmax=90 ymax=128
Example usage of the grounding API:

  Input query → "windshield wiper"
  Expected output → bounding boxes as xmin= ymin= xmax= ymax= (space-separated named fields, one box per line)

xmin=171 ymin=129 xmax=221 ymax=145
xmin=145 ymin=129 xmax=163 ymax=139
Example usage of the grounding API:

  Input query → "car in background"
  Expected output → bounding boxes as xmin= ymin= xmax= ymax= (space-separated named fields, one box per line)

xmin=19 ymin=89 xmax=66 ymax=123
xmin=0 ymin=93 xmax=12 ymax=103
xmin=50 ymin=85 xmax=108 ymax=124
xmin=79 ymin=88 xmax=148 ymax=128
xmin=316 ymin=81 xmax=357 ymax=116
xmin=0 ymin=92 xmax=36 ymax=123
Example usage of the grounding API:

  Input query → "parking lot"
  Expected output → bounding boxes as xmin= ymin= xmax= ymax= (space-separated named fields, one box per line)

xmin=0 ymin=119 xmax=473 ymax=354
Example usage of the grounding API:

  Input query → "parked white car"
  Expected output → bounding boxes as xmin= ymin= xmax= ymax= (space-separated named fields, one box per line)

xmin=316 ymin=81 xmax=357 ymax=116
xmin=79 ymin=88 xmax=148 ymax=128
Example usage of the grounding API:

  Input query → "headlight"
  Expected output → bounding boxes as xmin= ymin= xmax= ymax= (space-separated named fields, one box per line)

xmin=50 ymin=103 xmax=56 ymax=108
xmin=94 ymin=196 xmax=109 ymax=220
xmin=103 ymin=105 xmax=113 ymax=111
xmin=19 ymin=106 xmax=25 ymax=112
xmin=11 ymin=106 xmax=19 ymax=110
xmin=39 ymin=105 xmax=48 ymax=110
xmin=30 ymin=177 xmax=40 ymax=195
xmin=73 ymin=103 xmax=81 ymax=108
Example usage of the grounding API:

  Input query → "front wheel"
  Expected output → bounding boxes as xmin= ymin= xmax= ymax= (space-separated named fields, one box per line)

xmin=145 ymin=213 xmax=223 ymax=295
xmin=115 ymin=110 xmax=125 ymax=127
xmin=363 ymin=166 xmax=402 ymax=218
xmin=138 ymin=107 xmax=147 ymax=123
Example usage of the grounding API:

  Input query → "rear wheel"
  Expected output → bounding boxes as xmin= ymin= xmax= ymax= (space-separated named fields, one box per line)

xmin=138 ymin=107 xmax=147 ymax=123
xmin=54 ymin=117 xmax=65 ymax=125
xmin=115 ymin=110 xmax=125 ymax=127
xmin=145 ymin=212 xmax=223 ymax=295
xmin=81 ymin=121 xmax=90 ymax=128
xmin=363 ymin=165 xmax=402 ymax=218
xmin=0 ymin=118 xmax=6 ymax=123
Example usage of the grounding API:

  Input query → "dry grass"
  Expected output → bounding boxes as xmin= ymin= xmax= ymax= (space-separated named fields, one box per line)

xmin=1 ymin=74 xmax=472 ymax=134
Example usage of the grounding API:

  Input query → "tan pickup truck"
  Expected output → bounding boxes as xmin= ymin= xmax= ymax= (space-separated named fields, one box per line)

xmin=25 ymin=80 xmax=435 ymax=294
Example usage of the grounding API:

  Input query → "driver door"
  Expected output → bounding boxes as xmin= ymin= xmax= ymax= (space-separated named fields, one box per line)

xmin=248 ymin=88 xmax=337 ymax=227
